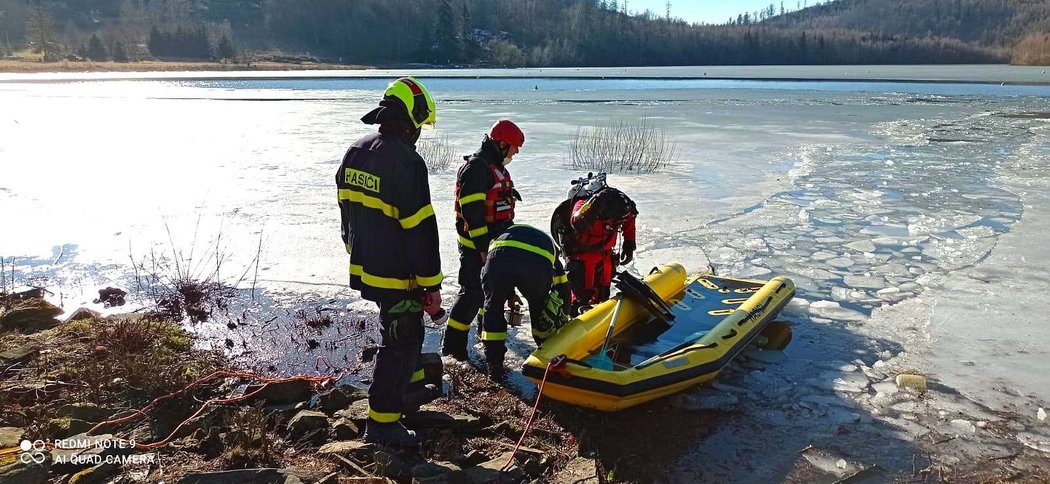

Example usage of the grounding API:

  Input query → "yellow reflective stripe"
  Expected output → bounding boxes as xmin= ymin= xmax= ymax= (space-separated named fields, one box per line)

xmin=338 ymin=189 xmax=400 ymax=219
xmin=468 ymin=226 xmax=489 ymax=238
xmin=410 ymin=368 xmax=426 ymax=383
xmin=345 ymin=243 xmax=352 ymax=254
xmin=415 ymin=272 xmax=444 ymax=287
xmin=349 ymin=264 xmax=412 ymax=290
xmin=489 ymin=240 xmax=555 ymax=264
xmin=481 ymin=331 xmax=507 ymax=341
xmin=552 ymin=274 xmax=568 ymax=285
xmin=447 ymin=318 xmax=471 ymax=331
xmin=458 ymin=236 xmax=476 ymax=249
xmin=459 ymin=192 xmax=486 ymax=205
xmin=532 ymin=328 xmax=551 ymax=338
xmin=368 ymin=406 xmax=401 ymax=423
xmin=400 ymin=204 xmax=435 ymax=229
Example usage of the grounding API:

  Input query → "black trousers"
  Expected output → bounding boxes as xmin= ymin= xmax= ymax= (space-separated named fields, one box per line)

xmin=367 ymin=296 xmax=424 ymax=424
xmin=480 ymin=255 xmax=553 ymax=363
xmin=444 ymin=244 xmax=484 ymax=349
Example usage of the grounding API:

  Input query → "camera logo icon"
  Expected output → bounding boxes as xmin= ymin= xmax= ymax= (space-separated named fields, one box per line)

xmin=18 ymin=440 xmax=47 ymax=465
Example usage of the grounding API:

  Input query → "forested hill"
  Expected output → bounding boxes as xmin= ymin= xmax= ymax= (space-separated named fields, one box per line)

xmin=1 ymin=0 xmax=1048 ymax=66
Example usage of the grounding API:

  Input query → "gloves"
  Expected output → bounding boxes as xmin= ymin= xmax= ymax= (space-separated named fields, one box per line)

xmin=422 ymin=289 xmax=442 ymax=316
xmin=619 ymin=240 xmax=636 ymax=266
xmin=619 ymin=249 xmax=634 ymax=265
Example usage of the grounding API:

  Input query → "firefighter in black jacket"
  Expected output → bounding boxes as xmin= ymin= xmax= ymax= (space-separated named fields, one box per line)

xmin=336 ymin=77 xmax=443 ymax=447
xmin=481 ymin=224 xmax=571 ymax=379
xmin=441 ymin=119 xmax=525 ymax=361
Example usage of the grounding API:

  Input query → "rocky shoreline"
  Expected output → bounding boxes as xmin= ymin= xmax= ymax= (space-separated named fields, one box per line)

xmin=0 ymin=289 xmax=598 ymax=483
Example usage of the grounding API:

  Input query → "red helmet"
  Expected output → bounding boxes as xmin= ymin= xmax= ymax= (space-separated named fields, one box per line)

xmin=489 ymin=119 xmax=524 ymax=148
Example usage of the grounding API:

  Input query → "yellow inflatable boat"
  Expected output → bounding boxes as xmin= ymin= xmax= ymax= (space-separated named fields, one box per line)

xmin=522 ymin=263 xmax=795 ymax=411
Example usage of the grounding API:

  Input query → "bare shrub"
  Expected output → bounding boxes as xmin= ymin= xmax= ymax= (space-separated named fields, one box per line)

xmin=570 ymin=117 xmax=679 ymax=174
xmin=128 ymin=219 xmax=253 ymax=323
xmin=1012 ymin=33 xmax=1050 ymax=66
xmin=222 ymin=405 xmax=279 ymax=468
xmin=416 ymin=134 xmax=458 ymax=171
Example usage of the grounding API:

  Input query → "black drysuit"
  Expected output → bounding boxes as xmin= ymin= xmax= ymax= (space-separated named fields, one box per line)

xmin=336 ymin=131 xmax=442 ymax=425
xmin=480 ymin=225 xmax=571 ymax=364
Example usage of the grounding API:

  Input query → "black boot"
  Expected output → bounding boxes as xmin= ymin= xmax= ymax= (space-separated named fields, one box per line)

xmin=364 ymin=420 xmax=419 ymax=447
xmin=441 ymin=330 xmax=469 ymax=361
xmin=486 ymin=356 xmax=506 ymax=381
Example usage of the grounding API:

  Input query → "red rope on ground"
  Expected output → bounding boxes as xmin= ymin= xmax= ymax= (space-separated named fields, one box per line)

xmin=500 ymin=355 xmax=567 ymax=474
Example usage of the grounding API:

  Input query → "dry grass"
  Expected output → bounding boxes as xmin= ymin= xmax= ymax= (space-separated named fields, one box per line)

xmin=570 ymin=117 xmax=679 ymax=174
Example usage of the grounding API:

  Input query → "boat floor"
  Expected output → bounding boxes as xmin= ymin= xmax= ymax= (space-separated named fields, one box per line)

xmin=589 ymin=276 xmax=766 ymax=369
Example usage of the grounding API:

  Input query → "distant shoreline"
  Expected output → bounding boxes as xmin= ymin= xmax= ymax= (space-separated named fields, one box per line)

xmin=2 ymin=63 xmax=1048 ymax=86
xmin=0 ymin=58 xmax=371 ymax=74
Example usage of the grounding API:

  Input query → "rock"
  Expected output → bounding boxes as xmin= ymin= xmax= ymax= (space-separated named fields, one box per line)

xmin=51 ymin=433 xmax=133 ymax=474
xmin=411 ymin=461 xmax=464 ymax=483
xmin=1039 ymin=408 xmax=1046 ymax=422
xmin=461 ymin=450 xmax=489 ymax=467
xmin=0 ymin=298 xmax=62 ymax=331
xmin=0 ymin=427 xmax=24 ymax=447
xmin=335 ymin=399 xmax=370 ymax=423
xmin=47 ymin=417 xmax=94 ymax=439
xmin=521 ymin=457 xmax=549 ymax=477
xmin=94 ymin=287 xmax=127 ymax=307
xmin=374 ymin=450 xmax=413 ymax=480
xmin=0 ymin=455 xmax=50 ymax=484
xmin=263 ymin=402 xmax=309 ymax=417
xmin=464 ymin=452 xmax=520 ymax=484
xmin=287 ymin=410 xmax=328 ymax=438
xmin=554 ymin=457 xmax=598 ymax=483
xmin=895 ymin=374 xmax=927 ymax=393
xmin=0 ymin=343 xmax=40 ymax=366
xmin=318 ymin=440 xmax=373 ymax=456
xmin=68 ymin=462 xmax=120 ymax=484
xmin=672 ymin=391 xmax=739 ymax=411
xmin=402 ymin=408 xmax=483 ymax=430
xmin=56 ymin=403 xmax=110 ymax=423
xmin=313 ymin=385 xmax=367 ymax=414
xmin=177 ymin=468 xmax=326 ymax=484
xmin=248 ymin=380 xmax=313 ymax=405
xmin=331 ymin=417 xmax=361 ymax=440
xmin=63 ymin=307 xmax=100 ymax=323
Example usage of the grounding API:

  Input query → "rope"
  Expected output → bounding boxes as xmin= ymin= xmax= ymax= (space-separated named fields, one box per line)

xmin=500 ymin=355 xmax=567 ymax=474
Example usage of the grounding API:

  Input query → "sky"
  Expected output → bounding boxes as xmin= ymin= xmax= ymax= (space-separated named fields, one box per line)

xmin=626 ymin=0 xmax=819 ymax=25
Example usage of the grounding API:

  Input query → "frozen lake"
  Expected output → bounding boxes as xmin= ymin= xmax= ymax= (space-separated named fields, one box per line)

xmin=2 ymin=67 xmax=1049 ymax=479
